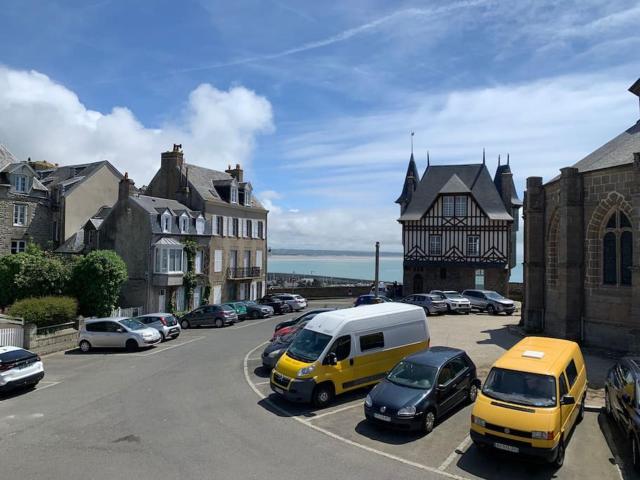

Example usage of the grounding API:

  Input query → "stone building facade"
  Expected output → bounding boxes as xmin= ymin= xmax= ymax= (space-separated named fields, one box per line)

xmin=523 ymin=79 xmax=640 ymax=351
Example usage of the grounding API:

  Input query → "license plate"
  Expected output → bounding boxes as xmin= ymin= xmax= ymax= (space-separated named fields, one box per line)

xmin=274 ymin=387 xmax=284 ymax=394
xmin=494 ymin=442 xmax=519 ymax=453
xmin=373 ymin=413 xmax=391 ymax=422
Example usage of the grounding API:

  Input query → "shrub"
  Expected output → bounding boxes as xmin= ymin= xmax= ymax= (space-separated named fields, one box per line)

xmin=0 ymin=253 xmax=28 ymax=307
xmin=69 ymin=250 xmax=128 ymax=317
xmin=14 ymin=254 xmax=70 ymax=299
xmin=9 ymin=296 xmax=78 ymax=328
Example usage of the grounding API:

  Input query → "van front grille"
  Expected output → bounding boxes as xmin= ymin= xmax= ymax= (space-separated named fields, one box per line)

xmin=272 ymin=372 xmax=290 ymax=389
xmin=485 ymin=423 xmax=532 ymax=439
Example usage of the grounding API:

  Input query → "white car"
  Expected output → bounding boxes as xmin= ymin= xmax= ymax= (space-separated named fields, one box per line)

xmin=78 ymin=317 xmax=161 ymax=352
xmin=0 ymin=346 xmax=45 ymax=393
xmin=429 ymin=290 xmax=471 ymax=314
xmin=275 ymin=294 xmax=307 ymax=312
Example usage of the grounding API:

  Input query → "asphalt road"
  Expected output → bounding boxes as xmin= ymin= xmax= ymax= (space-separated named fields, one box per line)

xmin=0 ymin=300 xmax=631 ymax=480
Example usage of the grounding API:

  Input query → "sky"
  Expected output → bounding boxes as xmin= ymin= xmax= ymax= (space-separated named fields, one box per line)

xmin=0 ymin=0 xmax=639 ymax=255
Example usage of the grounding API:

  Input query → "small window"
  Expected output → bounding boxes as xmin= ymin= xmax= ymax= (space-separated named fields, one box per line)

xmin=196 ymin=216 xmax=205 ymax=235
xmin=195 ymin=250 xmax=203 ymax=274
xmin=247 ymin=220 xmax=253 ymax=238
xmin=565 ymin=359 xmax=578 ymax=388
xmin=443 ymin=196 xmax=454 ymax=217
xmin=429 ymin=235 xmax=442 ymax=255
xmin=231 ymin=187 xmax=238 ymax=204
xmin=180 ymin=215 xmax=189 ymax=234
xmin=10 ymin=240 xmax=26 ymax=254
xmin=330 ymin=335 xmax=351 ymax=361
xmin=13 ymin=204 xmax=27 ymax=226
xmin=359 ymin=332 xmax=384 ymax=351
xmin=14 ymin=175 xmax=27 ymax=192
xmin=233 ymin=218 xmax=239 ymax=237
xmin=216 ymin=216 xmax=224 ymax=235
xmin=455 ymin=196 xmax=467 ymax=216
xmin=559 ymin=373 xmax=569 ymax=398
xmin=245 ymin=189 xmax=252 ymax=206
xmin=258 ymin=221 xmax=264 ymax=239
xmin=467 ymin=235 xmax=480 ymax=256
xmin=161 ymin=213 xmax=172 ymax=233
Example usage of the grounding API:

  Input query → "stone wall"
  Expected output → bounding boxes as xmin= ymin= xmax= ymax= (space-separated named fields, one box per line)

xmin=403 ymin=264 xmax=509 ymax=296
xmin=268 ymin=286 xmax=371 ymax=299
xmin=23 ymin=324 xmax=78 ymax=356
xmin=0 ymin=194 xmax=51 ymax=255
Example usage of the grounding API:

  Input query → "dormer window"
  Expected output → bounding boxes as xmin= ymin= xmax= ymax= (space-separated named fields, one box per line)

xmin=196 ymin=215 xmax=205 ymax=235
xmin=231 ymin=186 xmax=238 ymax=204
xmin=161 ymin=212 xmax=172 ymax=233
xmin=244 ymin=189 xmax=252 ymax=207
xmin=180 ymin=214 xmax=190 ymax=234
xmin=14 ymin=175 xmax=27 ymax=193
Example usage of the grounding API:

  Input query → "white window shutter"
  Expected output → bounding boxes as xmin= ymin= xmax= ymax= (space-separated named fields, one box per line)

xmin=222 ymin=216 xmax=228 ymax=236
xmin=253 ymin=223 xmax=258 ymax=239
xmin=241 ymin=219 xmax=246 ymax=238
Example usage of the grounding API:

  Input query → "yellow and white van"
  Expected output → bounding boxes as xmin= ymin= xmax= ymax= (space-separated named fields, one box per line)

xmin=270 ymin=303 xmax=430 ymax=407
xmin=470 ymin=337 xmax=587 ymax=467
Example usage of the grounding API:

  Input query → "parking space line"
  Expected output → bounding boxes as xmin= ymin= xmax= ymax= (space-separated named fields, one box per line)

xmin=132 ymin=336 xmax=205 ymax=356
xmin=229 ymin=317 xmax=276 ymax=330
xmin=254 ymin=380 xmax=270 ymax=386
xmin=304 ymin=402 xmax=362 ymax=422
xmin=438 ymin=435 xmax=471 ymax=471
xmin=35 ymin=381 xmax=61 ymax=392
xmin=243 ymin=343 xmax=471 ymax=480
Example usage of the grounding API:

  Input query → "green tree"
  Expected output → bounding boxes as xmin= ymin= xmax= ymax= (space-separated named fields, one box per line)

xmin=70 ymin=250 xmax=128 ymax=317
xmin=14 ymin=253 xmax=70 ymax=299
xmin=0 ymin=253 xmax=28 ymax=307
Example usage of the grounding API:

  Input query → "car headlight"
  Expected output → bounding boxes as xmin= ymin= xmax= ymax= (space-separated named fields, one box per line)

xmin=365 ymin=394 xmax=372 ymax=408
xmin=268 ymin=349 xmax=283 ymax=358
xmin=471 ymin=415 xmax=486 ymax=427
xmin=297 ymin=364 xmax=316 ymax=377
xmin=397 ymin=406 xmax=416 ymax=417
xmin=531 ymin=431 xmax=554 ymax=440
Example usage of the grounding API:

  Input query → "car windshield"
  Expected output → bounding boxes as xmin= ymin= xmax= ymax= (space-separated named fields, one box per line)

xmin=386 ymin=361 xmax=438 ymax=390
xmin=221 ymin=305 xmax=234 ymax=312
xmin=482 ymin=368 xmax=557 ymax=408
xmin=485 ymin=292 xmax=505 ymax=300
xmin=244 ymin=301 xmax=257 ymax=306
xmin=119 ymin=318 xmax=146 ymax=330
xmin=287 ymin=329 xmax=332 ymax=363
xmin=444 ymin=292 xmax=464 ymax=299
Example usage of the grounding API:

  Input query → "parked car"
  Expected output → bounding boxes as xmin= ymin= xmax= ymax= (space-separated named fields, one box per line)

xmin=262 ymin=321 xmax=309 ymax=370
xmin=275 ymin=293 xmax=307 ymax=312
xmin=462 ymin=289 xmax=516 ymax=315
xmin=365 ymin=347 xmax=479 ymax=433
xmin=258 ymin=295 xmax=292 ymax=315
xmin=271 ymin=303 xmax=430 ymax=407
xmin=274 ymin=308 xmax=336 ymax=335
xmin=224 ymin=302 xmax=248 ymax=321
xmin=470 ymin=337 xmax=587 ymax=468
xmin=605 ymin=357 xmax=640 ymax=470
xmin=242 ymin=301 xmax=274 ymax=319
xmin=0 ymin=346 xmax=44 ymax=393
xmin=400 ymin=294 xmax=448 ymax=315
xmin=179 ymin=305 xmax=237 ymax=329
xmin=133 ymin=313 xmax=181 ymax=341
xmin=78 ymin=317 xmax=161 ymax=352
xmin=354 ymin=294 xmax=392 ymax=307
xmin=429 ymin=290 xmax=471 ymax=314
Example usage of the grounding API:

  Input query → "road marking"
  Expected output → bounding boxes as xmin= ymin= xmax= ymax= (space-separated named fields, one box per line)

xmin=254 ymin=380 xmax=270 ymax=386
xmin=132 ymin=336 xmax=205 ymax=356
xmin=438 ymin=435 xmax=471 ymax=471
xmin=229 ymin=317 xmax=276 ymax=330
xmin=304 ymin=402 xmax=362 ymax=421
xmin=35 ymin=381 xmax=61 ymax=392
xmin=243 ymin=343 xmax=471 ymax=480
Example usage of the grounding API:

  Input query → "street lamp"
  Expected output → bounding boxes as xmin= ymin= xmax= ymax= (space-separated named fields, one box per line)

xmin=374 ymin=241 xmax=380 ymax=298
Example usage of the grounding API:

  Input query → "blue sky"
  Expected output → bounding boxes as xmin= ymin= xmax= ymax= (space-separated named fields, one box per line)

xmin=0 ymin=0 xmax=639 ymax=251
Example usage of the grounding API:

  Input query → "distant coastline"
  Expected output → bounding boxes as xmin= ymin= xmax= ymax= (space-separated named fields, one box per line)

xmin=269 ymin=248 xmax=403 ymax=258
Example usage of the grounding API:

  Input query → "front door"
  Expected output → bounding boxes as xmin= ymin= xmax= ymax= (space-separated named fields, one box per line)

xmin=158 ymin=289 xmax=166 ymax=311
xmin=322 ymin=335 xmax=353 ymax=394
xmin=436 ymin=362 xmax=460 ymax=414
xmin=559 ymin=373 xmax=574 ymax=434
xmin=213 ymin=285 xmax=222 ymax=304
xmin=192 ymin=286 xmax=201 ymax=309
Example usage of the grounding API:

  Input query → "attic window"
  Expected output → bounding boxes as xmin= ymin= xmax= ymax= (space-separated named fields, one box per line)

xmin=245 ymin=189 xmax=252 ymax=207
xmin=231 ymin=186 xmax=238 ymax=204
xmin=161 ymin=212 xmax=172 ymax=233
xmin=14 ymin=175 xmax=27 ymax=193
xmin=180 ymin=215 xmax=190 ymax=234
xmin=196 ymin=216 xmax=205 ymax=235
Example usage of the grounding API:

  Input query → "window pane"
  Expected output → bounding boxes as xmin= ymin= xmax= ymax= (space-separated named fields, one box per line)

xmin=620 ymin=212 xmax=632 ymax=229
xmin=603 ymin=232 xmax=617 ymax=284
xmin=331 ymin=335 xmax=351 ymax=361
xmin=455 ymin=196 xmax=467 ymax=216
xmin=443 ymin=197 xmax=454 ymax=217
xmin=359 ymin=332 xmax=384 ymax=351
xmin=565 ymin=360 xmax=578 ymax=387
xmin=162 ymin=250 xmax=168 ymax=272
xmin=606 ymin=213 xmax=616 ymax=229
xmin=621 ymin=231 xmax=632 ymax=286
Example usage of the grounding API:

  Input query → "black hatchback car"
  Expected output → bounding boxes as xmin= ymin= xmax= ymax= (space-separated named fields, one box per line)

xmin=364 ymin=347 xmax=479 ymax=433
xmin=258 ymin=295 xmax=292 ymax=315
xmin=605 ymin=357 xmax=640 ymax=470
xmin=179 ymin=304 xmax=237 ymax=329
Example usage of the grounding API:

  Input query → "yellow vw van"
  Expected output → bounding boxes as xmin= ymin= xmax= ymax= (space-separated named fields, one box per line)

xmin=270 ymin=303 xmax=430 ymax=407
xmin=470 ymin=337 xmax=587 ymax=468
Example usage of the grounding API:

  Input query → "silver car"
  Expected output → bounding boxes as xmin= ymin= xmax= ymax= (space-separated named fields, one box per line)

xmin=462 ymin=289 xmax=516 ymax=315
xmin=275 ymin=294 xmax=307 ymax=312
xmin=401 ymin=294 xmax=448 ymax=315
xmin=133 ymin=313 xmax=181 ymax=341
xmin=78 ymin=317 xmax=161 ymax=352
xmin=429 ymin=290 xmax=471 ymax=314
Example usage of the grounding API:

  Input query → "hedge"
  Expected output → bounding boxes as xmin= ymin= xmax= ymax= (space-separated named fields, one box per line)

xmin=8 ymin=296 xmax=78 ymax=328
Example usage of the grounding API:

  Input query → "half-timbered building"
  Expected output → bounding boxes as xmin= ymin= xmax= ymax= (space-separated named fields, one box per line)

xmin=396 ymin=155 xmax=521 ymax=295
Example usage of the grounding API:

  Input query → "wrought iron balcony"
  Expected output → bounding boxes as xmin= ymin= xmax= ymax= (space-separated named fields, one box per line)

xmin=227 ymin=266 xmax=262 ymax=279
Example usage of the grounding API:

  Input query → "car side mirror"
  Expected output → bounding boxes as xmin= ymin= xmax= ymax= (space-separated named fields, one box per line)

xmin=560 ymin=395 xmax=575 ymax=405
xmin=436 ymin=384 xmax=445 ymax=390
xmin=324 ymin=352 xmax=337 ymax=366
xmin=116 ymin=328 xmax=125 ymax=333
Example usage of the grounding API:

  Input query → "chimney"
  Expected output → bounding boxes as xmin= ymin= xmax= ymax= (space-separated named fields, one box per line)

xmin=119 ymin=172 xmax=134 ymax=202
xmin=225 ymin=163 xmax=244 ymax=182
xmin=160 ymin=144 xmax=185 ymax=198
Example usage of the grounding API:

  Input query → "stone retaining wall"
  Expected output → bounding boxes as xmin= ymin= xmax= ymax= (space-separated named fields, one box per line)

xmin=23 ymin=324 xmax=78 ymax=355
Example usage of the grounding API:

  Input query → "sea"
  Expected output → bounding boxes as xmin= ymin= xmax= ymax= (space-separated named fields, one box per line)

xmin=268 ymin=254 xmax=524 ymax=284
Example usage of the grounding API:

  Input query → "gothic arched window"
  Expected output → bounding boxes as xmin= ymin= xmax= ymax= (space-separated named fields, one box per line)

xmin=603 ymin=211 xmax=633 ymax=286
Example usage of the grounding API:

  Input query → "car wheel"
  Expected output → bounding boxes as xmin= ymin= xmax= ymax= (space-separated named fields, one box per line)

xmin=633 ymin=436 xmax=640 ymax=472
xmin=312 ymin=383 xmax=334 ymax=408
xmin=487 ymin=305 xmax=495 ymax=315
xmin=422 ymin=410 xmax=436 ymax=434
xmin=125 ymin=339 xmax=138 ymax=352
xmin=577 ymin=396 xmax=585 ymax=423
xmin=215 ymin=318 xmax=224 ymax=328
xmin=447 ymin=305 xmax=452 ymax=313
xmin=552 ymin=439 xmax=565 ymax=468
xmin=468 ymin=384 xmax=479 ymax=404
xmin=252 ymin=311 xmax=260 ymax=319
xmin=181 ymin=319 xmax=190 ymax=329
xmin=158 ymin=332 xmax=165 ymax=343
xmin=79 ymin=340 xmax=91 ymax=353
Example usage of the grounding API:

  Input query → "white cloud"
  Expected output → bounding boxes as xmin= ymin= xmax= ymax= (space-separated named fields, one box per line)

xmin=0 ymin=66 xmax=274 ymax=185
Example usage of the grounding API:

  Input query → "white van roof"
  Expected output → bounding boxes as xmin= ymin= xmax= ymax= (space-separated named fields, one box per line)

xmin=305 ymin=303 xmax=427 ymax=337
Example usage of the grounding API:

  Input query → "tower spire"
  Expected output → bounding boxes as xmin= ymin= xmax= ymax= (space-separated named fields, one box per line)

xmin=427 ymin=150 xmax=430 ymax=167
xmin=498 ymin=154 xmax=501 ymax=166
xmin=482 ymin=148 xmax=486 ymax=165
xmin=507 ymin=153 xmax=510 ymax=166
xmin=410 ymin=132 xmax=414 ymax=156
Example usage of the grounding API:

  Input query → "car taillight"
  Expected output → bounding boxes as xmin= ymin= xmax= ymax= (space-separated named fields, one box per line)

xmin=0 ymin=362 xmax=15 ymax=371
xmin=160 ymin=317 xmax=168 ymax=326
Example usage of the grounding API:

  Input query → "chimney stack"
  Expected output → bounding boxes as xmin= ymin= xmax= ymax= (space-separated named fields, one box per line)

xmin=225 ymin=163 xmax=244 ymax=182
xmin=119 ymin=172 xmax=134 ymax=202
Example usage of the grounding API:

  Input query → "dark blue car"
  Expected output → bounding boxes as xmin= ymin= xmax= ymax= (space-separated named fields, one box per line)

xmin=364 ymin=347 xmax=479 ymax=433
xmin=354 ymin=294 xmax=392 ymax=307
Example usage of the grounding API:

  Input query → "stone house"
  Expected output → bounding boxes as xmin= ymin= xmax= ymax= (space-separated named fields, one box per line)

xmin=87 ymin=174 xmax=212 ymax=313
xmin=0 ymin=145 xmax=51 ymax=255
xmin=145 ymin=145 xmax=268 ymax=304
xmin=523 ymin=78 xmax=640 ymax=351
xmin=397 ymin=153 xmax=521 ymax=294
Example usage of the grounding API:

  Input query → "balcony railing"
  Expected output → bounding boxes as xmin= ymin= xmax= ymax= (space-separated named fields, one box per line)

xmin=227 ymin=266 xmax=262 ymax=279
